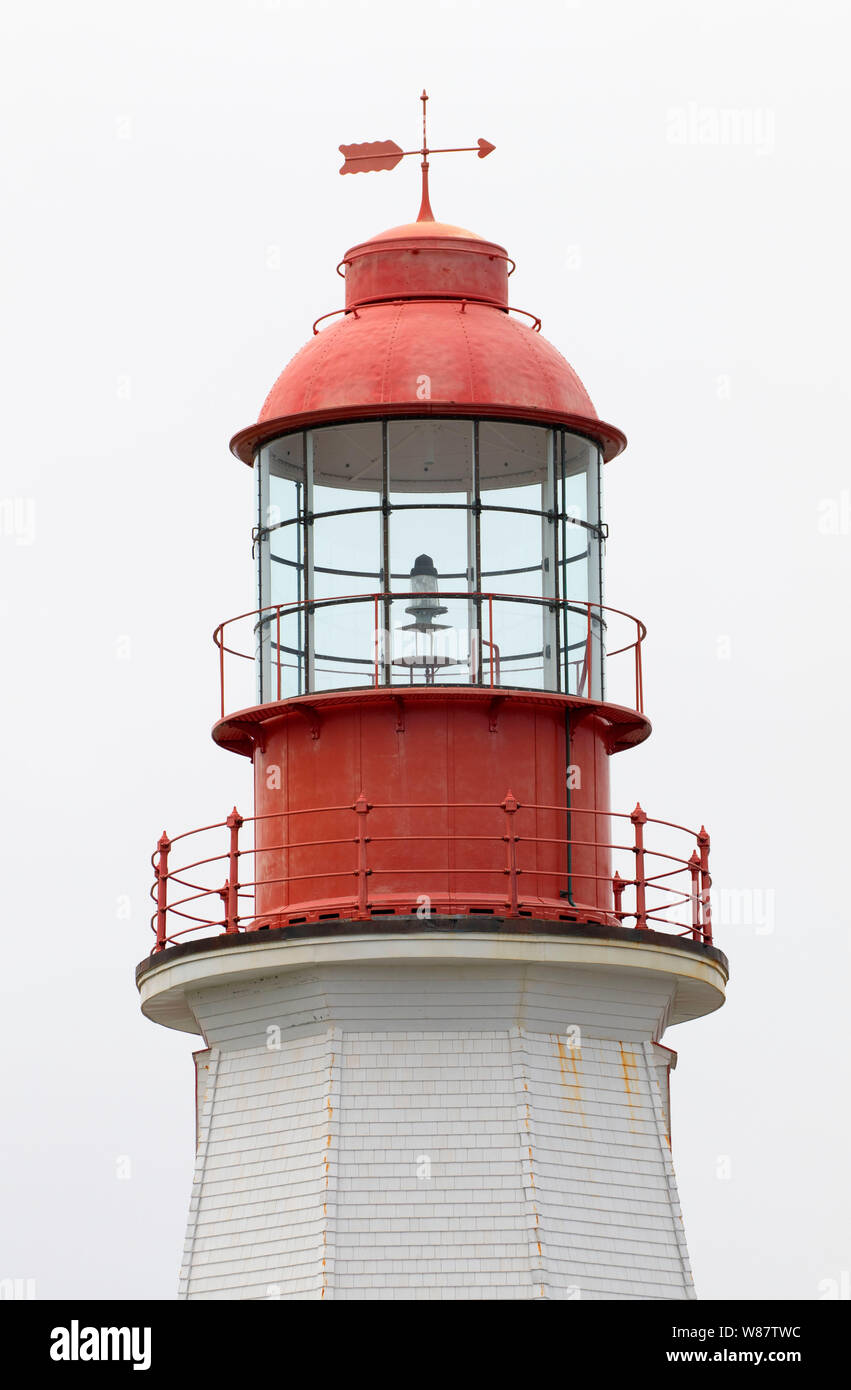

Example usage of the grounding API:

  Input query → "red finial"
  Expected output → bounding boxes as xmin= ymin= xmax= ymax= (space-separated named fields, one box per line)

xmin=417 ymin=89 xmax=434 ymax=223
xmin=338 ymin=92 xmax=495 ymax=224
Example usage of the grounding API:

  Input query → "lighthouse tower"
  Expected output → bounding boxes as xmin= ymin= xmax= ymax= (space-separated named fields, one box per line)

xmin=137 ymin=102 xmax=728 ymax=1301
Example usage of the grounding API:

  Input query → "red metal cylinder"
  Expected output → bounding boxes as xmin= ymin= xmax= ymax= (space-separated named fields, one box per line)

xmin=238 ymin=689 xmax=625 ymax=928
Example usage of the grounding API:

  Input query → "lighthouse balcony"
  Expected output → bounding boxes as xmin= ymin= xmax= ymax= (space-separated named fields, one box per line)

xmin=148 ymin=798 xmax=714 ymax=956
xmin=213 ymin=592 xmax=646 ymax=716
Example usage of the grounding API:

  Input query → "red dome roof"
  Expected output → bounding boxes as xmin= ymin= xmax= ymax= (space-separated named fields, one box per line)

xmin=230 ymin=218 xmax=626 ymax=463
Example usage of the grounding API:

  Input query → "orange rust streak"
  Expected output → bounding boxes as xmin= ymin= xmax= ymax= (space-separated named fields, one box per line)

xmin=554 ymin=1036 xmax=586 ymax=1125
xmin=619 ymin=1043 xmax=641 ymax=1133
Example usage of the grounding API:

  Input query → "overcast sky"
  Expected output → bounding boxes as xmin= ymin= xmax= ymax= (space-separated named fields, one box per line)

xmin=1 ymin=0 xmax=848 ymax=1300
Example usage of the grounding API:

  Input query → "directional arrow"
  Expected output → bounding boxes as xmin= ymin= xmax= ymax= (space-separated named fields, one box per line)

xmin=339 ymin=141 xmax=404 ymax=175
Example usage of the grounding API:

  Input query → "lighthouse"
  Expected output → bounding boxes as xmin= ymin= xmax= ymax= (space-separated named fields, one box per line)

xmin=137 ymin=98 xmax=728 ymax=1301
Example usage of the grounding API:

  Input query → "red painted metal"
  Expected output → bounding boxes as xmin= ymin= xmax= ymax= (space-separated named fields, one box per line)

xmin=232 ymin=299 xmax=625 ymax=466
xmin=631 ymin=803 xmax=648 ymax=929
xmin=698 ymin=826 xmax=713 ymax=945
xmin=154 ymin=832 xmax=171 ymax=953
xmin=148 ymin=799 xmax=713 ymax=951
xmin=312 ymin=300 xmax=541 ymax=334
xmin=689 ymin=851 xmax=701 ymax=941
xmin=502 ymin=792 xmax=520 ymax=915
xmin=225 ymin=807 xmax=243 ymax=933
xmin=354 ymin=791 xmax=371 ymax=913
xmin=612 ymin=870 xmax=625 ymax=922
xmin=339 ymin=140 xmax=405 ymax=174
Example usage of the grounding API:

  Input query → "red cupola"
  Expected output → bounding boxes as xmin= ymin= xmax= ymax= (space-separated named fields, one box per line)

xmin=231 ymin=216 xmax=626 ymax=464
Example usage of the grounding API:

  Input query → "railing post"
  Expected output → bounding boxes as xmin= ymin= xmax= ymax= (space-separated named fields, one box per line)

xmin=630 ymin=802 xmax=648 ymax=929
xmin=373 ymin=594 xmax=379 ymax=687
xmin=488 ymin=594 xmax=495 ymax=688
xmin=612 ymin=869 xmax=625 ymax=922
xmin=276 ymin=606 xmax=282 ymax=700
xmin=225 ymin=806 xmax=243 ymax=933
xmin=585 ymin=603 xmax=592 ymax=697
xmin=697 ymin=825 xmax=712 ymax=944
xmin=154 ymin=831 xmax=171 ymax=952
xmin=502 ymin=791 xmax=520 ymax=915
xmin=688 ymin=850 xmax=701 ymax=941
xmin=354 ymin=792 xmax=371 ymax=914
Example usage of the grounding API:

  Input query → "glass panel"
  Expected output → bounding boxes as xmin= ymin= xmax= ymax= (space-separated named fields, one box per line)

xmin=388 ymin=420 xmax=475 ymax=685
xmin=558 ymin=434 xmax=603 ymax=698
xmin=258 ymin=607 xmax=306 ymax=702
xmin=481 ymin=484 xmax=549 ymax=691
xmin=486 ymin=597 xmax=546 ymax=690
xmin=311 ymin=421 xmax=383 ymax=496
xmin=312 ymin=510 xmax=381 ymax=692
xmin=478 ymin=420 xmax=549 ymax=495
xmin=307 ymin=423 xmax=383 ymax=693
xmin=258 ymin=435 xmax=306 ymax=699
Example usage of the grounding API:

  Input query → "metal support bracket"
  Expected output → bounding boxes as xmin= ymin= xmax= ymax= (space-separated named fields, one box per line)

xmin=488 ymin=696 xmax=505 ymax=733
xmin=393 ymin=695 xmax=405 ymax=733
xmin=292 ymin=704 xmax=321 ymax=740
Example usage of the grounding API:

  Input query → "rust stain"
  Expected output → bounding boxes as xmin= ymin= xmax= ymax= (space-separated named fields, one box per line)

xmin=522 ymin=1080 xmax=542 ymax=1278
xmin=619 ymin=1043 xmax=640 ymax=1132
xmin=554 ymin=1036 xmax=586 ymax=1124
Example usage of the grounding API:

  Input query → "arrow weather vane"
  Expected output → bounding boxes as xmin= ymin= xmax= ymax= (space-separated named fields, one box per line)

xmin=339 ymin=90 xmax=495 ymax=222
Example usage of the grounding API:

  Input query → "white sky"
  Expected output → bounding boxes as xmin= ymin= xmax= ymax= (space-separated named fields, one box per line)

xmin=1 ymin=0 xmax=848 ymax=1300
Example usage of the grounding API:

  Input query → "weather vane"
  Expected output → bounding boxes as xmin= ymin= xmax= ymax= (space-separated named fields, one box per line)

xmin=339 ymin=90 xmax=495 ymax=222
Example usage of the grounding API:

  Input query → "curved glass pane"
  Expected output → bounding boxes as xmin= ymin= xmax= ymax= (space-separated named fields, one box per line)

xmin=387 ymin=420 xmax=475 ymax=686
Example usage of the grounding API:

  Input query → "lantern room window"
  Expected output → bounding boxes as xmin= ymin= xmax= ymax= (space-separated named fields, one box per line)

xmin=256 ymin=419 xmax=604 ymax=701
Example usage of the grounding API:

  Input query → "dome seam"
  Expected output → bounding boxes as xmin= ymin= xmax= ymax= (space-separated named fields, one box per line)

xmin=300 ymin=321 xmax=342 ymax=412
xmin=500 ymin=312 xmax=561 ymax=410
xmin=455 ymin=304 xmax=478 ymax=401
xmin=379 ymin=302 xmax=404 ymax=403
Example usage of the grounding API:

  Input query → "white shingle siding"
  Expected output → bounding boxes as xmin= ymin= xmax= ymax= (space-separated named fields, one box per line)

xmin=178 ymin=962 xmax=695 ymax=1299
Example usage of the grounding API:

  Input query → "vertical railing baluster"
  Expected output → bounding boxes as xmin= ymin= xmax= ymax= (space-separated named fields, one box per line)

xmin=354 ymin=792 xmax=371 ymax=915
xmin=276 ymin=606 xmax=282 ymax=700
xmin=688 ymin=850 xmax=701 ymax=940
xmin=585 ymin=603 xmax=592 ymax=697
xmin=631 ymin=803 xmax=647 ymax=929
xmin=698 ymin=826 xmax=712 ymax=944
xmin=502 ymin=791 xmax=520 ymax=914
xmin=612 ymin=869 xmax=625 ymax=923
xmin=225 ymin=807 xmax=243 ymax=933
xmin=155 ymin=832 xmax=171 ymax=952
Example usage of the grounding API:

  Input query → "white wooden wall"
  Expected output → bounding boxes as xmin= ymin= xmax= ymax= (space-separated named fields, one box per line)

xmin=178 ymin=962 xmax=694 ymax=1300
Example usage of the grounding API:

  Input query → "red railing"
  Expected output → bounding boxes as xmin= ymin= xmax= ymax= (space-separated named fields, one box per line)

xmin=213 ymin=593 xmax=646 ymax=718
xmin=149 ymin=798 xmax=713 ymax=954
